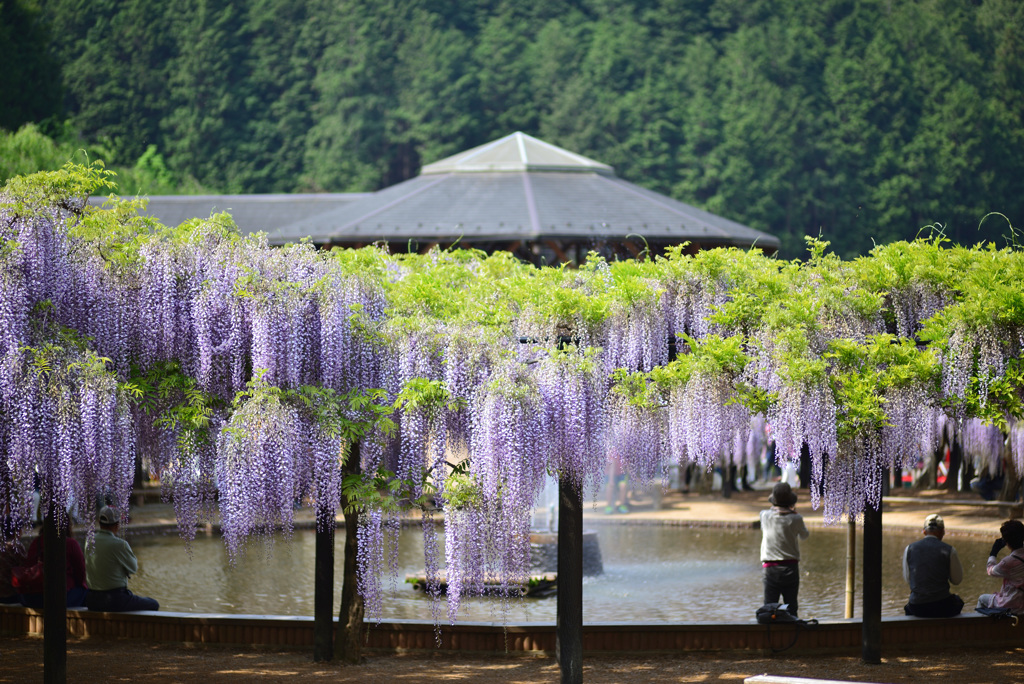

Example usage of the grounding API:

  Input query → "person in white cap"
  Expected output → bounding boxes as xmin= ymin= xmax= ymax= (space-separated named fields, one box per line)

xmin=902 ymin=513 xmax=963 ymax=617
xmin=760 ymin=482 xmax=809 ymax=617
xmin=85 ymin=506 xmax=159 ymax=612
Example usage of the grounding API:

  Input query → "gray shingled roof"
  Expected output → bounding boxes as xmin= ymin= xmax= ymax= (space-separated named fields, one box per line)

xmin=266 ymin=132 xmax=779 ymax=251
xmin=86 ymin=133 xmax=778 ymax=253
xmin=87 ymin=193 xmax=370 ymax=235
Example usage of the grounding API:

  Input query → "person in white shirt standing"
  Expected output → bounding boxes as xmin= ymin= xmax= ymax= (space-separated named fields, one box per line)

xmin=760 ymin=482 xmax=809 ymax=617
xmin=902 ymin=514 xmax=964 ymax=617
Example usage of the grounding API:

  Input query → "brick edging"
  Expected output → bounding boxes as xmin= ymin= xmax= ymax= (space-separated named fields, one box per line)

xmin=3 ymin=605 xmax=1021 ymax=654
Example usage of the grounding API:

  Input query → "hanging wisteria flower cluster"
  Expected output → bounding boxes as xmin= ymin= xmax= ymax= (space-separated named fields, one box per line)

xmin=605 ymin=370 xmax=669 ymax=488
xmin=658 ymin=247 xmax=735 ymax=341
xmin=1 ymin=341 xmax=136 ymax=534
xmin=859 ymin=238 xmax=964 ymax=339
xmin=602 ymin=263 xmax=668 ymax=375
xmin=448 ymin=359 xmax=548 ymax=620
xmin=1 ymin=166 xmax=398 ymax=552
xmin=0 ymin=168 xmax=137 ymax=537
xmin=959 ymin=417 xmax=1006 ymax=478
xmin=665 ymin=338 xmax=755 ymax=470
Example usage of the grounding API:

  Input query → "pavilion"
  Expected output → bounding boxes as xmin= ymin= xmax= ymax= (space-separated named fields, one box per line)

xmin=89 ymin=132 xmax=778 ymax=264
xmin=265 ymin=132 xmax=778 ymax=264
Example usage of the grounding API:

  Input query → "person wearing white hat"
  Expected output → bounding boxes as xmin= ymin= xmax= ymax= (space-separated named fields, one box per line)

xmin=85 ymin=506 xmax=159 ymax=612
xmin=902 ymin=513 xmax=963 ymax=617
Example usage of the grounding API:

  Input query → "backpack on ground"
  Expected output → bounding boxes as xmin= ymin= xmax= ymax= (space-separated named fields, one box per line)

xmin=755 ymin=602 xmax=819 ymax=653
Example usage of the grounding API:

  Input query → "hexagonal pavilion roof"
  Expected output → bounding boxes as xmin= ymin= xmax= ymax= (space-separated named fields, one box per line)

xmin=265 ymin=132 xmax=779 ymax=253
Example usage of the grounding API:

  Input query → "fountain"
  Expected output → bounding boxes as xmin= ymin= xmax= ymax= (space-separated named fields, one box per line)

xmin=405 ymin=476 xmax=601 ymax=596
xmin=529 ymin=476 xmax=603 ymax=577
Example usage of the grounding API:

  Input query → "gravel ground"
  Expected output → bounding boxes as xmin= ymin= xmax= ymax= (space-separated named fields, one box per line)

xmin=2 ymin=637 xmax=1022 ymax=683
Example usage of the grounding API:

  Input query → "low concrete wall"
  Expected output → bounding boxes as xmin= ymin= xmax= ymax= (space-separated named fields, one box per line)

xmin=2 ymin=605 xmax=1022 ymax=655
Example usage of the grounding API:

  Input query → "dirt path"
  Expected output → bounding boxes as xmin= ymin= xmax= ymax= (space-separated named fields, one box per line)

xmin=2 ymin=636 xmax=1023 ymax=684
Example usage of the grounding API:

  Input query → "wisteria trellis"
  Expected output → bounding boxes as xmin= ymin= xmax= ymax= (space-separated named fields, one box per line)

xmin=3 ymin=165 xmax=1024 ymax=625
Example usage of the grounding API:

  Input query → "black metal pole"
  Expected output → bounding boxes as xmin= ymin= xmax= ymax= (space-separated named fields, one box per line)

xmin=862 ymin=499 xmax=883 ymax=664
xmin=43 ymin=509 xmax=66 ymax=684
xmin=557 ymin=476 xmax=583 ymax=684
xmin=313 ymin=499 xmax=335 ymax=662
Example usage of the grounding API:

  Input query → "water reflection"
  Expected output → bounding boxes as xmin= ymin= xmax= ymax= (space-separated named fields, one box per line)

xmin=125 ymin=525 xmax=997 ymax=622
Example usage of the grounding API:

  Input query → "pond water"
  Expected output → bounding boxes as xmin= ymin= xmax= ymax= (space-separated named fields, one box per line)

xmin=122 ymin=523 xmax=1000 ymax=623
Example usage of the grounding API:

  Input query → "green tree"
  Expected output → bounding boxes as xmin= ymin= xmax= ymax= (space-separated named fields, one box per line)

xmin=10 ymin=0 xmax=1021 ymax=254
xmin=303 ymin=0 xmax=407 ymax=191
xmin=0 ymin=0 xmax=62 ymax=131
xmin=41 ymin=0 xmax=173 ymax=166
xmin=231 ymin=0 xmax=325 ymax=193
xmin=0 ymin=124 xmax=81 ymax=181
xmin=305 ymin=1 xmax=482 ymax=191
xmin=162 ymin=0 xmax=250 ymax=192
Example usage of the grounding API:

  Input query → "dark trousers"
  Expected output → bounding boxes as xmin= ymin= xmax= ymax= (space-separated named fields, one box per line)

xmin=904 ymin=593 xmax=963 ymax=618
xmin=20 ymin=585 xmax=88 ymax=609
xmin=763 ymin=564 xmax=800 ymax=617
xmin=86 ymin=587 xmax=159 ymax=612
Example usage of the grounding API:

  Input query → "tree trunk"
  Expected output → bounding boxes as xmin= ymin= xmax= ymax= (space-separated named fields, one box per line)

xmin=844 ymin=518 xmax=856 ymax=619
xmin=945 ymin=439 xmax=972 ymax=492
xmin=335 ymin=440 xmax=365 ymax=663
xmin=1000 ymin=458 xmax=1021 ymax=502
xmin=313 ymin=500 xmax=335 ymax=662
xmin=799 ymin=443 xmax=812 ymax=490
xmin=862 ymin=499 xmax=883 ymax=665
xmin=556 ymin=476 xmax=583 ymax=684
xmin=43 ymin=509 xmax=67 ymax=684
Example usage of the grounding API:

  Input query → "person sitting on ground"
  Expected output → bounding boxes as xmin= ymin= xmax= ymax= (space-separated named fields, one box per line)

xmin=760 ymin=482 xmax=809 ymax=617
xmin=976 ymin=519 xmax=1024 ymax=615
xmin=902 ymin=514 xmax=964 ymax=617
xmin=85 ymin=506 xmax=158 ymax=612
xmin=19 ymin=514 xmax=89 ymax=609
xmin=971 ymin=460 xmax=1005 ymax=502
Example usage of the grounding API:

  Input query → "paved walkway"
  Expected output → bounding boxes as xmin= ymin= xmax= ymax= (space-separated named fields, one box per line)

xmin=583 ymin=485 xmax=1016 ymax=538
xmin=120 ymin=483 xmax=1015 ymax=539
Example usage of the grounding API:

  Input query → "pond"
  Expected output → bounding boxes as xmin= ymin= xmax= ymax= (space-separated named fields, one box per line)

xmin=123 ymin=523 xmax=999 ymax=623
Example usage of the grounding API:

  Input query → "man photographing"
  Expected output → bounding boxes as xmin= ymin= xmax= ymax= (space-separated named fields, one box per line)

xmin=976 ymin=519 xmax=1024 ymax=615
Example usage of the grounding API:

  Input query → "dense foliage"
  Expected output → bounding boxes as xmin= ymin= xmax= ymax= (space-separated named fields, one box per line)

xmin=3 ymin=164 xmax=1024 ymax=625
xmin=3 ymin=0 xmax=1022 ymax=258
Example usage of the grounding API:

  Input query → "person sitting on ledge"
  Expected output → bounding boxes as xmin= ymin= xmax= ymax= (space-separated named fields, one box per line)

xmin=20 ymin=515 xmax=89 ymax=609
xmin=85 ymin=506 xmax=159 ymax=612
xmin=976 ymin=519 xmax=1024 ymax=615
xmin=0 ymin=517 xmax=28 ymax=605
xmin=902 ymin=513 xmax=964 ymax=617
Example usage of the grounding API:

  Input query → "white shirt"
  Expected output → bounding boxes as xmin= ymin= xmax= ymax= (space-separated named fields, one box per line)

xmin=760 ymin=507 xmax=809 ymax=562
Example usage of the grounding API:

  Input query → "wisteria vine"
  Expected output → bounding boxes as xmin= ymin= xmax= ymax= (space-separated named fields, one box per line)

xmin=4 ymin=164 xmax=1024 ymax=631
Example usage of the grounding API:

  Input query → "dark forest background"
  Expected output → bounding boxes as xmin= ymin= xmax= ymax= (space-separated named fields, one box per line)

xmin=2 ymin=0 xmax=1022 ymax=258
